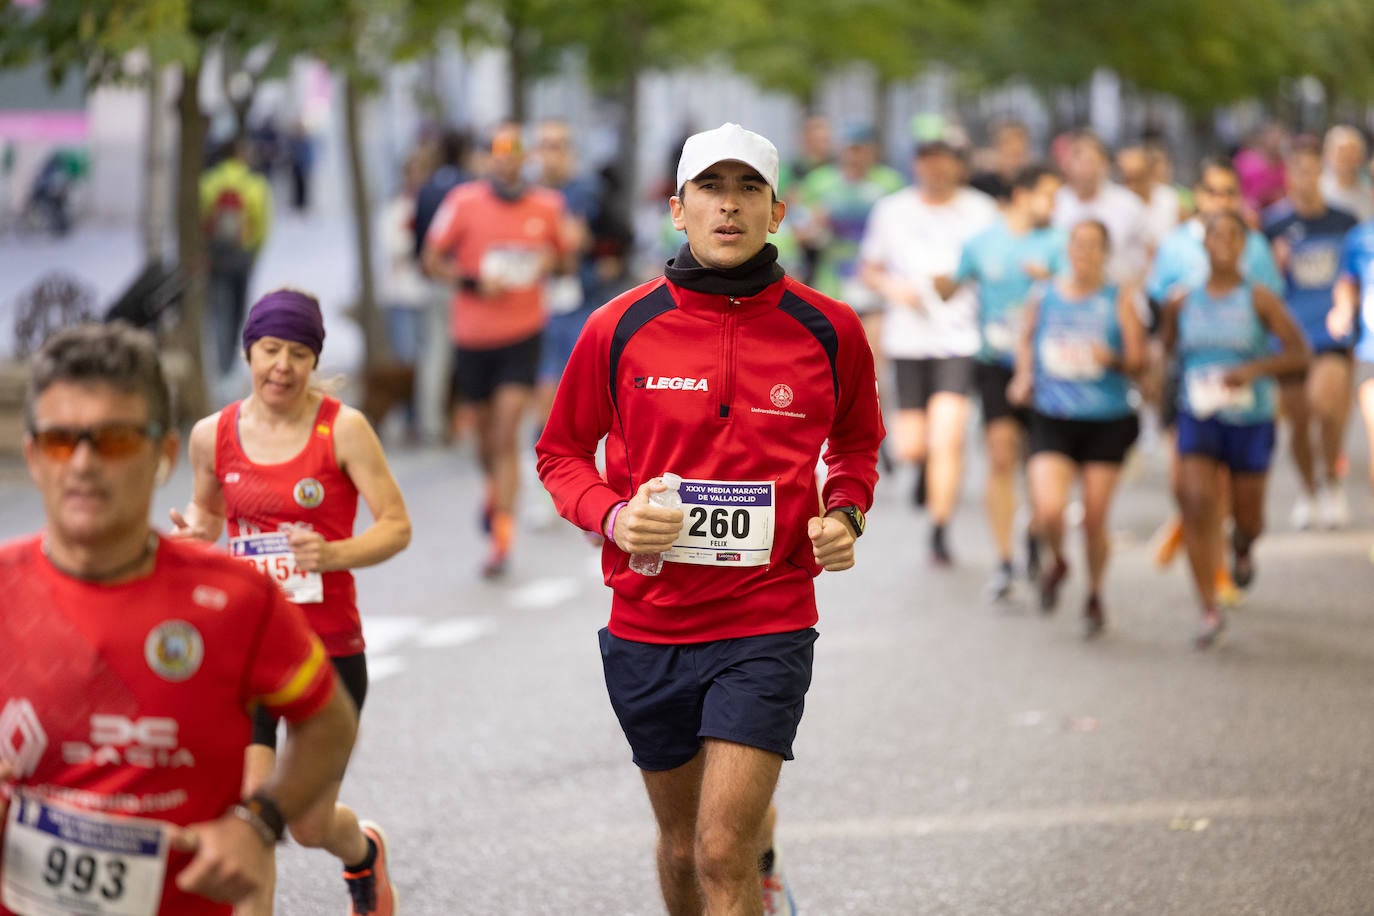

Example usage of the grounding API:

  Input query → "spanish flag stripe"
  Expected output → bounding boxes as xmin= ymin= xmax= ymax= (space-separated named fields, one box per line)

xmin=262 ymin=641 xmax=328 ymax=708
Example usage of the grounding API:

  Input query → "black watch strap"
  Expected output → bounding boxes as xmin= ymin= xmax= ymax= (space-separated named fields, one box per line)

xmin=239 ymin=793 xmax=286 ymax=843
xmin=832 ymin=505 xmax=865 ymax=538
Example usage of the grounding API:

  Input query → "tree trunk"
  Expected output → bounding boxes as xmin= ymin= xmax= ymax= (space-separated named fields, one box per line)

xmin=142 ymin=65 xmax=170 ymax=263
xmin=508 ymin=21 xmax=527 ymax=123
xmin=342 ymin=73 xmax=388 ymax=371
xmin=170 ymin=59 xmax=210 ymax=425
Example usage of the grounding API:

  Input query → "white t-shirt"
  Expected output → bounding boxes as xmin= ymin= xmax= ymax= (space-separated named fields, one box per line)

xmin=1145 ymin=183 xmax=1182 ymax=248
xmin=861 ymin=186 xmax=998 ymax=359
xmin=377 ymin=194 xmax=431 ymax=308
xmin=1320 ymin=172 xmax=1374 ymax=223
xmin=1053 ymin=181 xmax=1151 ymax=286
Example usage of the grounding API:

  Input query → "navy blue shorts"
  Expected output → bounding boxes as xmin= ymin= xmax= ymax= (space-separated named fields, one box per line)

xmin=599 ymin=627 xmax=818 ymax=771
xmin=1176 ymin=412 xmax=1275 ymax=474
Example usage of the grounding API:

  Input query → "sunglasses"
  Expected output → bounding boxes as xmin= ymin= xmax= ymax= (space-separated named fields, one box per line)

xmin=29 ymin=422 xmax=164 ymax=461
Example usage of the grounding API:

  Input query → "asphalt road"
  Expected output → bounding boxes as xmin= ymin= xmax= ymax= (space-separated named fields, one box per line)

xmin=4 ymin=421 xmax=1369 ymax=915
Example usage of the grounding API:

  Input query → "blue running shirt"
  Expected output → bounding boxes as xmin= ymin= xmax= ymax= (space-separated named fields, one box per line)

xmin=1263 ymin=202 xmax=1358 ymax=351
xmin=1176 ymin=283 xmax=1276 ymax=424
xmin=956 ymin=220 xmax=1067 ymax=367
xmin=1339 ymin=221 xmax=1374 ymax=363
xmin=1032 ymin=282 xmax=1133 ymax=420
xmin=1148 ymin=220 xmax=1282 ymax=304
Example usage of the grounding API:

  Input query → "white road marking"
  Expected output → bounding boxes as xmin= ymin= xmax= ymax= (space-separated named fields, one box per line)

xmin=360 ymin=616 xmax=425 ymax=655
xmin=415 ymin=617 xmax=497 ymax=648
xmin=366 ymin=655 xmax=406 ymax=684
xmin=507 ymin=577 xmax=582 ymax=610
xmin=363 ymin=615 xmax=498 ymax=683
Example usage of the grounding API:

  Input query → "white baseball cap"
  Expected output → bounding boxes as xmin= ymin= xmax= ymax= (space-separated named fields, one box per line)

xmin=675 ymin=123 xmax=780 ymax=194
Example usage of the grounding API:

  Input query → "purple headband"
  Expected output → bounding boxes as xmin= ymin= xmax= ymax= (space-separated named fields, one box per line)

xmin=242 ymin=289 xmax=325 ymax=361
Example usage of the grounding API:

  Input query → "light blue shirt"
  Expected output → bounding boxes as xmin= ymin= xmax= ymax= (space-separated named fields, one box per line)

xmin=956 ymin=221 xmax=1067 ymax=366
xmin=1147 ymin=219 xmax=1282 ymax=304
xmin=1176 ymin=283 xmax=1276 ymax=424
xmin=1032 ymin=283 xmax=1134 ymax=421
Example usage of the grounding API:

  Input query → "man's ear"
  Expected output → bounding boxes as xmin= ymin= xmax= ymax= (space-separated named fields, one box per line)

xmin=768 ymin=198 xmax=787 ymax=234
xmin=669 ymin=195 xmax=687 ymax=232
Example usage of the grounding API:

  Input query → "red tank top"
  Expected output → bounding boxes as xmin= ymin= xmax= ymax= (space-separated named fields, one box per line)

xmin=215 ymin=396 xmax=364 ymax=655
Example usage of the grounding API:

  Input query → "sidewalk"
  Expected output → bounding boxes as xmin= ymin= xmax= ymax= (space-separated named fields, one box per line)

xmin=0 ymin=209 xmax=364 ymax=376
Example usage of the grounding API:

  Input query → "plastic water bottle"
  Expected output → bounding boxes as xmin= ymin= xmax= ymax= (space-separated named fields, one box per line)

xmin=629 ymin=473 xmax=683 ymax=576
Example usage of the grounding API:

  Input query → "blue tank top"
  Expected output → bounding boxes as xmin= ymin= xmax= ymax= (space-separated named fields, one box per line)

xmin=1032 ymin=282 xmax=1133 ymax=420
xmin=1176 ymin=283 xmax=1276 ymax=424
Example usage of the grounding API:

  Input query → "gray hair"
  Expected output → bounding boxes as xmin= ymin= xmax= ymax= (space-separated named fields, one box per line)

xmin=26 ymin=322 xmax=171 ymax=431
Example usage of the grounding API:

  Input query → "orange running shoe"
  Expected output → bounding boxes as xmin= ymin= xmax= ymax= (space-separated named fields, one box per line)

xmin=1215 ymin=565 xmax=1242 ymax=608
xmin=344 ymin=821 xmax=396 ymax=916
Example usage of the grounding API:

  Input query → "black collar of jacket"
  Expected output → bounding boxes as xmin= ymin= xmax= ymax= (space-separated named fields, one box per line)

xmin=664 ymin=242 xmax=784 ymax=298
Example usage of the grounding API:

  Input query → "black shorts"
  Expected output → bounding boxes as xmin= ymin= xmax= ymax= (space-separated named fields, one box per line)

xmin=599 ymin=627 xmax=817 ymax=771
xmin=252 ymin=653 xmax=368 ymax=750
xmin=893 ymin=356 xmax=975 ymax=410
xmin=453 ymin=332 xmax=542 ymax=403
xmin=974 ymin=361 xmax=1030 ymax=428
xmin=1029 ymin=412 xmax=1139 ymax=466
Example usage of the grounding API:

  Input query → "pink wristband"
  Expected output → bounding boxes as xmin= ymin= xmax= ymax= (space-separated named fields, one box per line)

xmin=604 ymin=501 xmax=629 ymax=541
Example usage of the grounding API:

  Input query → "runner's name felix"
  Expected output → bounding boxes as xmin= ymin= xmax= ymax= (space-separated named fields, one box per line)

xmin=2 ymin=792 xmax=168 ymax=916
xmin=1185 ymin=367 xmax=1254 ymax=419
xmin=230 ymin=531 xmax=323 ymax=603
xmin=663 ymin=479 xmax=775 ymax=568
xmin=1039 ymin=336 xmax=1105 ymax=380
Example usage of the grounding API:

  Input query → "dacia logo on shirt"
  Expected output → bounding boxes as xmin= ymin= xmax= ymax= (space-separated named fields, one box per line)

xmin=634 ymin=376 xmax=710 ymax=391
xmin=62 ymin=715 xmax=195 ymax=769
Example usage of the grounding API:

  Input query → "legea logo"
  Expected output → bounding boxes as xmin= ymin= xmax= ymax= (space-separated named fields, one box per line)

xmin=634 ymin=376 xmax=710 ymax=391
xmin=0 ymin=698 xmax=48 ymax=778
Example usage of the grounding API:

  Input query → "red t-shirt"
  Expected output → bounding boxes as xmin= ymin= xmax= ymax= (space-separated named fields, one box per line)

xmin=215 ymin=397 xmax=363 ymax=656
xmin=0 ymin=534 xmax=336 ymax=916
xmin=424 ymin=180 xmax=567 ymax=350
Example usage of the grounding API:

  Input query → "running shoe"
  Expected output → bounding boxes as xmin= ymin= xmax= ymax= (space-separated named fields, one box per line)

xmin=1151 ymin=516 xmax=1184 ymax=568
xmin=1082 ymin=594 xmax=1106 ymax=639
xmin=480 ymin=544 xmax=509 ymax=579
xmin=1025 ymin=532 xmax=1041 ymax=582
xmin=911 ymin=462 xmax=927 ymax=509
xmin=1215 ymin=567 xmax=1243 ymax=607
xmin=760 ymin=847 xmax=797 ymax=916
xmin=344 ymin=821 xmax=397 ymax=916
xmin=1038 ymin=557 xmax=1069 ymax=614
xmin=1194 ymin=608 xmax=1226 ymax=650
xmin=930 ymin=524 xmax=953 ymax=567
xmin=1289 ymin=493 xmax=1314 ymax=531
xmin=985 ymin=563 xmax=1015 ymax=602
xmin=1230 ymin=552 xmax=1253 ymax=590
xmin=1319 ymin=483 xmax=1350 ymax=529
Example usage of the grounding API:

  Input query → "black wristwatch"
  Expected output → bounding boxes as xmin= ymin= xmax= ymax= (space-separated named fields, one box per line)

xmin=235 ymin=792 xmax=286 ymax=844
xmin=831 ymin=505 xmax=865 ymax=538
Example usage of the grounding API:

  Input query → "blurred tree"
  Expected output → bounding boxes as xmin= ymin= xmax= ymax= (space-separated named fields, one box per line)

xmin=1284 ymin=0 xmax=1374 ymax=115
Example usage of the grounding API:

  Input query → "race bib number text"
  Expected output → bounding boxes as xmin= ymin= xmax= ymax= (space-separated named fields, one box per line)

xmin=230 ymin=532 xmax=323 ymax=604
xmin=663 ymin=480 xmax=776 ymax=568
xmin=1040 ymin=336 xmax=1105 ymax=380
xmin=3 ymin=793 xmax=168 ymax=916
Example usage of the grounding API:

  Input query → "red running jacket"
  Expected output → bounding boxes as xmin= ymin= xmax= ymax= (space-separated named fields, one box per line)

xmin=536 ymin=274 xmax=884 ymax=644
